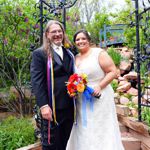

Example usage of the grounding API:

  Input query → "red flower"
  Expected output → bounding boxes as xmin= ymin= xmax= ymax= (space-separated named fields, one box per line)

xmin=68 ymin=74 xmax=79 ymax=83
xmin=66 ymin=73 xmax=88 ymax=98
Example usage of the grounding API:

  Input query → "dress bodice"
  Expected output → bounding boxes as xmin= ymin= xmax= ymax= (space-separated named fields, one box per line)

xmin=75 ymin=48 xmax=105 ymax=87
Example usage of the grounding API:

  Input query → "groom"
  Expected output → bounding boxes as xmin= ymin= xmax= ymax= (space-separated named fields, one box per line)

xmin=30 ymin=20 xmax=75 ymax=150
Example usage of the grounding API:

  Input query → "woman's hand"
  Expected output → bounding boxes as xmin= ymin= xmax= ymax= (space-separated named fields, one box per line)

xmin=93 ymin=86 xmax=101 ymax=98
xmin=40 ymin=105 xmax=53 ymax=121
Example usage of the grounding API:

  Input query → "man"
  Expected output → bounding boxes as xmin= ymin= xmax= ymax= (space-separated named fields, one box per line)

xmin=30 ymin=20 xmax=75 ymax=150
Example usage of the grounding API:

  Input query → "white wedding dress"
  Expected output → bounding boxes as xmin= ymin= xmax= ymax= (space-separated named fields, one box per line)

xmin=66 ymin=48 xmax=124 ymax=150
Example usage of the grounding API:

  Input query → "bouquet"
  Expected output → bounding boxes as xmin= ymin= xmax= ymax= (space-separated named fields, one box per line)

xmin=66 ymin=73 xmax=88 ymax=97
xmin=66 ymin=73 xmax=100 ymax=99
xmin=66 ymin=73 xmax=100 ymax=126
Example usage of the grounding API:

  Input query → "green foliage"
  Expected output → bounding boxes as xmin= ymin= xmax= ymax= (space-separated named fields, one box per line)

xmin=123 ymin=93 xmax=133 ymax=100
xmin=126 ymin=101 xmax=137 ymax=109
xmin=8 ymin=92 xmax=17 ymax=101
xmin=0 ymin=0 xmax=37 ymax=115
xmin=140 ymin=61 xmax=149 ymax=77
xmin=86 ymin=9 xmax=110 ymax=44
xmin=0 ymin=116 xmax=35 ymax=150
xmin=0 ymin=0 xmax=37 ymax=86
xmin=124 ymin=27 xmax=136 ymax=48
xmin=142 ymin=107 xmax=150 ymax=127
xmin=66 ymin=8 xmax=82 ymax=42
xmin=111 ymin=80 xmax=119 ymax=92
xmin=109 ymin=0 xmax=136 ymax=48
xmin=124 ymin=27 xmax=147 ymax=48
xmin=110 ymin=0 xmax=134 ymax=24
xmin=107 ymin=47 xmax=122 ymax=67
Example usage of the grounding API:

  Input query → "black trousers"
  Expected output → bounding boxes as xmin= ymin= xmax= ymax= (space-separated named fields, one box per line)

xmin=41 ymin=107 xmax=74 ymax=150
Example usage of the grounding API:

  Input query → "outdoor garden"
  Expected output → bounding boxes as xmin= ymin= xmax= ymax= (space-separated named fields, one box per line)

xmin=0 ymin=0 xmax=150 ymax=149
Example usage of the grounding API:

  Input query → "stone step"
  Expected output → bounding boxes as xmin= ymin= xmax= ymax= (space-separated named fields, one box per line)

xmin=141 ymin=142 xmax=150 ymax=150
xmin=121 ymin=132 xmax=141 ymax=150
xmin=119 ymin=122 xmax=129 ymax=133
xmin=17 ymin=135 xmax=143 ymax=150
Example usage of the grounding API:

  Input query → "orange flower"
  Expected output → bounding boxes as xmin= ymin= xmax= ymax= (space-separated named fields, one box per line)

xmin=77 ymin=83 xmax=85 ymax=93
xmin=66 ymin=73 xmax=88 ymax=98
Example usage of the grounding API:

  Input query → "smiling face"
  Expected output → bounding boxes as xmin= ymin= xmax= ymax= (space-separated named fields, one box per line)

xmin=47 ymin=23 xmax=64 ymax=46
xmin=75 ymin=32 xmax=90 ymax=52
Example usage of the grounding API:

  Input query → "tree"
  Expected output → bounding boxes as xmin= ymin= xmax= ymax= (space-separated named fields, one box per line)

xmin=0 ymin=0 xmax=37 ymax=115
xmin=66 ymin=7 xmax=82 ymax=42
xmin=86 ymin=9 xmax=111 ymax=45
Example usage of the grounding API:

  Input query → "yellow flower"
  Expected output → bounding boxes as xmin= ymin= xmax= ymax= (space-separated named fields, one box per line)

xmin=81 ymin=73 xmax=87 ymax=80
xmin=64 ymin=43 xmax=70 ymax=48
xmin=77 ymin=83 xmax=85 ymax=92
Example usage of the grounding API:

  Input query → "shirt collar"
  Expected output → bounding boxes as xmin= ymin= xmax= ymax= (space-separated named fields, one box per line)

xmin=51 ymin=43 xmax=63 ymax=50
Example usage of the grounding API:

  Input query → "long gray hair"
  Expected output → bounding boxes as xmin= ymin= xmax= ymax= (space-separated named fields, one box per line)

xmin=43 ymin=20 xmax=71 ymax=56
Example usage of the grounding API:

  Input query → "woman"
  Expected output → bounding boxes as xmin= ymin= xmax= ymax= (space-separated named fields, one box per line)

xmin=66 ymin=30 xmax=124 ymax=150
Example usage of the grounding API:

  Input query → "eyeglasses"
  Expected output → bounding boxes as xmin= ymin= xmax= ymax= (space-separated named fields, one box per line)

xmin=48 ymin=29 xmax=63 ymax=34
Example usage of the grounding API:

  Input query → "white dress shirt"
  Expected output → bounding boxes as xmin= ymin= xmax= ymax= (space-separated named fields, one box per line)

xmin=52 ymin=43 xmax=63 ymax=60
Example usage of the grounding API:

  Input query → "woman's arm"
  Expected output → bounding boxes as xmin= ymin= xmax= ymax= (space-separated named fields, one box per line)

xmin=93 ymin=50 xmax=117 ymax=97
xmin=98 ymin=50 xmax=117 ymax=89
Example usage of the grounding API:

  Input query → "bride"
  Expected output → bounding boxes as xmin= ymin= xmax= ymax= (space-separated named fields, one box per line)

xmin=66 ymin=30 xmax=124 ymax=150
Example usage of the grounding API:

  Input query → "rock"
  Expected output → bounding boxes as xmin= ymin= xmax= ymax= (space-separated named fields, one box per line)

xmin=132 ymin=96 xmax=138 ymax=105
xmin=116 ymin=68 xmax=121 ymax=77
xmin=114 ymin=93 xmax=120 ymax=104
xmin=142 ymin=94 xmax=150 ymax=102
xmin=117 ymin=82 xmax=131 ymax=92
xmin=119 ymin=81 xmax=129 ymax=86
xmin=10 ymin=86 xmax=20 ymax=99
xmin=21 ymin=86 xmax=32 ymax=98
xmin=119 ymin=61 xmax=132 ymax=72
xmin=120 ymin=96 xmax=130 ymax=105
xmin=127 ymin=88 xmax=138 ymax=96
xmin=145 ymin=88 xmax=150 ymax=95
xmin=120 ymin=47 xmax=132 ymax=59
xmin=124 ymin=71 xmax=137 ymax=80
xmin=10 ymin=86 xmax=32 ymax=99
xmin=116 ymin=104 xmax=130 ymax=116
xmin=118 ymin=76 xmax=126 ymax=81
xmin=130 ymin=108 xmax=138 ymax=117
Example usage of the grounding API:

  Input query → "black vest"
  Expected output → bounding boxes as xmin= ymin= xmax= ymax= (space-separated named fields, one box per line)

xmin=53 ymin=48 xmax=74 ymax=109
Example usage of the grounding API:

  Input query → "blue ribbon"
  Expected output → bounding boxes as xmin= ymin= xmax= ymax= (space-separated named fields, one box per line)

xmin=82 ymin=86 xmax=94 ymax=127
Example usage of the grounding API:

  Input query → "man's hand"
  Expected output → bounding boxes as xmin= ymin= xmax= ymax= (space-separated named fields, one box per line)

xmin=40 ymin=105 xmax=53 ymax=121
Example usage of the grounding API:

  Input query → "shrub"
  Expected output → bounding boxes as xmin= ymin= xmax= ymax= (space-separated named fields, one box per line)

xmin=107 ymin=47 xmax=122 ymax=67
xmin=0 ymin=116 xmax=35 ymax=150
xmin=142 ymin=107 xmax=150 ymax=127
xmin=111 ymin=80 xmax=119 ymax=92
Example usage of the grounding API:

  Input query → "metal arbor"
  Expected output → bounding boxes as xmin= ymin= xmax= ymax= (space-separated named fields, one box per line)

xmin=31 ymin=0 xmax=77 ymax=49
xmin=130 ymin=0 xmax=150 ymax=121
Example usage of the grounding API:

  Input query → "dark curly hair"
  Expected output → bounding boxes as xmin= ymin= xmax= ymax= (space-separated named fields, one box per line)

xmin=73 ymin=29 xmax=91 ymax=43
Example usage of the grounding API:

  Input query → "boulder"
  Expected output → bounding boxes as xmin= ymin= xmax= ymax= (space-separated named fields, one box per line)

xmin=119 ymin=61 xmax=132 ymax=72
xmin=145 ymin=88 xmax=150 ymax=95
xmin=124 ymin=71 xmax=137 ymax=80
xmin=132 ymin=96 xmax=138 ymax=105
xmin=127 ymin=87 xmax=138 ymax=96
xmin=142 ymin=94 xmax=150 ymax=102
xmin=118 ymin=76 xmax=126 ymax=81
xmin=120 ymin=47 xmax=132 ymax=59
xmin=120 ymin=96 xmax=130 ymax=105
xmin=117 ymin=82 xmax=131 ymax=92
xmin=119 ymin=80 xmax=129 ymax=86
xmin=130 ymin=108 xmax=138 ymax=118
